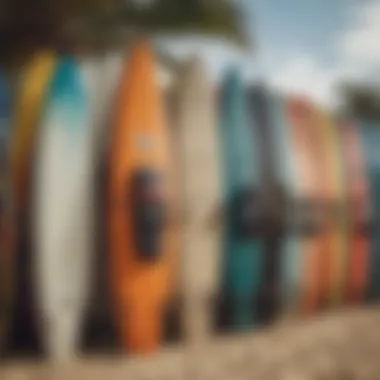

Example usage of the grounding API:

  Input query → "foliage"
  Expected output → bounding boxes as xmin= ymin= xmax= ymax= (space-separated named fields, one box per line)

xmin=0 ymin=0 xmax=248 ymax=62
xmin=339 ymin=82 xmax=380 ymax=121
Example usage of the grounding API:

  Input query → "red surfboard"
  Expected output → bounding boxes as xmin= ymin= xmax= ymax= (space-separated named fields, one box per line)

xmin=339 ymin=119 xmax=370 ymax=303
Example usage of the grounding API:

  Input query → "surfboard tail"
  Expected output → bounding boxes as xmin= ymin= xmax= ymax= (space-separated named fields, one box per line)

xmin=120 ymin=300 xmax=164 ymax=353
xmin=43 ymin=311 xmax=82 ymax=361
xmin=182 ymin=297 xmax=215 ymax=343
xmin=299 ymin=246 xmax=318 ymax=314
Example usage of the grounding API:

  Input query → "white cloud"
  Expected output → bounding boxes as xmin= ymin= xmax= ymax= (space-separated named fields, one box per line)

xmin=267 ymin=1 xmax=380 ymax=108
xmin=338 ymin=1 xmax=380 ymax=71
xmin=267 ymin=55 xmax=339 ymax=108
xmin=158 ymin=36 xmax=247 ymax=82
xmin=158 ymin=1 xmax=380 ymax=108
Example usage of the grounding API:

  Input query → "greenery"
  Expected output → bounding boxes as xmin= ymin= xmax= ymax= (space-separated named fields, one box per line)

xmin=0 ymin=0 xmax=248 ymax=62
xmin=339 ymin=82 xmax=380 ymax=121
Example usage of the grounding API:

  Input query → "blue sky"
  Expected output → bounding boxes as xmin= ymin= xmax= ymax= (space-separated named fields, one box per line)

xmin=160 ymin=0 xmax=380 ymax=108
xmin=251 ymin=0 xmax=348 ymax=61
xmin=246 ymin=0 xmax=352 ymax=62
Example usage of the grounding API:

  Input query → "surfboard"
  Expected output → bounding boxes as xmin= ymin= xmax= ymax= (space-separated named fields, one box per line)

xmin=33 ymin=56 xmax=93 ymax=359
xmin=10 ymin=52 xmax=56 ymax=351
xmin=247 ymin=86 xmax=287 ymax=322
xmin=356 ymin=120 xmax=380 ymax=301
xmin=171 ymin=57 xmax=221 ymax=342
xmin=218 ymin=69 xmax=263 ymax=329
xmin=285 ymin=98 xmax=325 ymax=314
xmin=317 ymin=111 xmax=347 ymax=307
xmin=79 ymin=54 xmax=110 ymax=345
xmin=83 ymin=52 xmax=125 ymax=158
xmin=0 ymin=73 xmax=14 ymax=354
xmin=264 ymin=93 xmax=300 ymax=315
xmin=338 ymin=119 xmax=370 ymax=304
xmin=80 ymin=52 xmax=125 ymax=346
xmin=108 ymin=41 xmax=177 ymax=353
xmin=12 ymin=52 xmax=56 ymax=210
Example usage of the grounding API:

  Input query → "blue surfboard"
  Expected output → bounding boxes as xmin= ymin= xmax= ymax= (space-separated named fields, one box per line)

xmin=247 ymin=86 xmax=291 ymax=322
xmin=356 ymin=121 xmax=380 ymax=301
xmin=0 ymin=73 xmax=14 ymax=353
xmin=248 ymin=89 xmax=301 ymax=316
xmin=217 ymin=69 xmax=263 ymax=329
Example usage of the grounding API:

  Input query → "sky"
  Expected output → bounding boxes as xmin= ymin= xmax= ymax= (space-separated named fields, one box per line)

xmin=159 ymin=0 xmax=380 ymax=108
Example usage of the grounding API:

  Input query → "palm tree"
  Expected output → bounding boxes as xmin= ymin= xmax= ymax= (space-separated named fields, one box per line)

xmin=0 ymin=0 xmax=249 ymax=62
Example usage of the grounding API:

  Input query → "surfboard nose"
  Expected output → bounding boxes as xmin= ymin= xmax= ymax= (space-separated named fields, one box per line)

xmin=183 ymin=55 xmax=204 ymax=76
xmin=222 ymin=67 xmax=240 ymax=88
xmin=49 ymin=56 xmax=82 ymax=98
xmin=220 ymin=68 xmax=243 ymax=108
xmin=128 ymin=40 xmax=155 ymax=71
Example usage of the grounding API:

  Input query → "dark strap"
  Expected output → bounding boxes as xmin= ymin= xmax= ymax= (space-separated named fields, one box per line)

xmin=130 ymin=169 xmax=166 ymax=262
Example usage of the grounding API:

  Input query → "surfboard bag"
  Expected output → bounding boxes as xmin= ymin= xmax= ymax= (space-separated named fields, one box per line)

xmin=130 ymin=169 xmax=166 ymax=262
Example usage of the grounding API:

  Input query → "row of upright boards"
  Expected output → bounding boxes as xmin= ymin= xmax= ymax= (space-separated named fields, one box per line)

xmin=0 ymin=40 xmax=379 ymax=360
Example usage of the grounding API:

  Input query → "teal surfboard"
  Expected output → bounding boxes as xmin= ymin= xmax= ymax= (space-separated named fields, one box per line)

xmin=0 ymin=73 xmax=14 ymax=354
xmin=34 ymin=57 xmax=93 ymax=359
xmin=218 ymin=69 xmax=263 ymax=329
xmin=356 ymin=121 xmax=380 ymax=301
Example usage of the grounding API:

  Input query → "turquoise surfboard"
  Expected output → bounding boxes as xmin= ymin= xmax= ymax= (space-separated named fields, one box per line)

xmin=266 ymin=93 xmax=300 ymax=314
xmin=218 ymin=69 xmax=263 ymax=329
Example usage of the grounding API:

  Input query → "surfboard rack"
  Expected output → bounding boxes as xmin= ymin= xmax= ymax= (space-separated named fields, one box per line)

xmin=2 ymin=307 xmax=380 ymax=379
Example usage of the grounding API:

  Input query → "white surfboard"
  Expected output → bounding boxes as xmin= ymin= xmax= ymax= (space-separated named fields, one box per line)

xmin=172 ymin=57 xmax=221 ymax=343
xmin=33 ymin=56 xmax=94 ymax=360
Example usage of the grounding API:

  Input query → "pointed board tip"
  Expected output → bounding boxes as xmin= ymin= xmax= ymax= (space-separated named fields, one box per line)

xmin=129 ymin=39 xmax=155 ymax=60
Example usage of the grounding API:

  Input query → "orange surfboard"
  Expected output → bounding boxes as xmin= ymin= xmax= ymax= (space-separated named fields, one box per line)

xmin=286 ymin=98 xmax=325 ymax=314
xmin=108 ymin=41 xmax=177 ymax=353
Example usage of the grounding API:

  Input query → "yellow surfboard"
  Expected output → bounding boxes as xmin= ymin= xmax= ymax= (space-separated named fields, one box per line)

xmin=317 ymin=110 xmax=347 ymax=306
xmin=12 ymin=52 xmax=56 ymax=209
xmin=10 ymin=52 xmax=55 ymax=350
